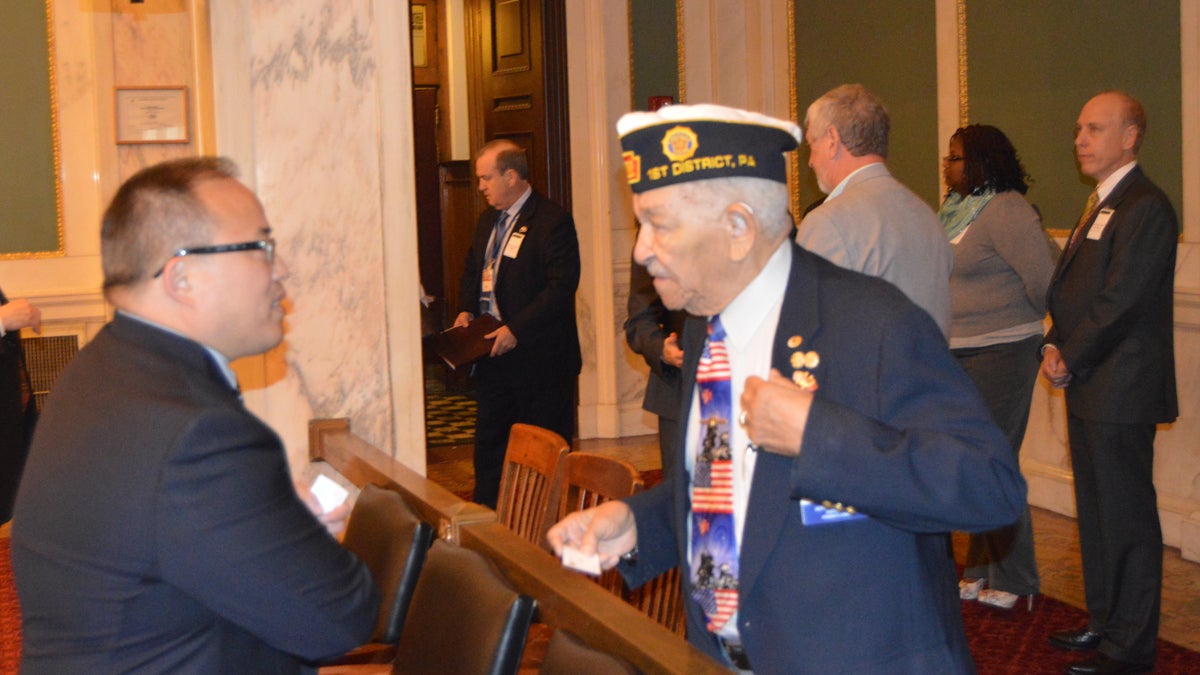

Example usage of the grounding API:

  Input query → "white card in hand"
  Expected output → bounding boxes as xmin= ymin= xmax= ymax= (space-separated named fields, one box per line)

xmin=310 ymin=474 xmax=349 ymax=514
xmin=560 ymin=544 xmax=603 ymax=576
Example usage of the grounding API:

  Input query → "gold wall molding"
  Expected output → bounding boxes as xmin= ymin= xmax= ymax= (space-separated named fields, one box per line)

xmin=787 ymin=0 xmax=798 ymax=218
xmin=676 ymin=0 xmax=685 ymax=102
xmin=957 ymin=0 xmax=968 ymax=126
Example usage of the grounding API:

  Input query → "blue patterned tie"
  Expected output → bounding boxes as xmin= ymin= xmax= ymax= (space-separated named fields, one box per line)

xmin=479 ymin=211 xmax=511 ymax=316
xmin=689 ymin=316 xmax=738 ymax=631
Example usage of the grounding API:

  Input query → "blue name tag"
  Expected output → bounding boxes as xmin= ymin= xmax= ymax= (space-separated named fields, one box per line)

xmin=800 ymin=499 xmax=869 ymax=526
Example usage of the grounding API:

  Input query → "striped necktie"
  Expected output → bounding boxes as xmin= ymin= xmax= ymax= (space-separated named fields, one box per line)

xmin=1066 ymin=189 xmax=1099 ymax=256
xmin=689 ymin=315 xmax=738 ymax=632
xmin=479 ymin=211 xmax=511 ymax=316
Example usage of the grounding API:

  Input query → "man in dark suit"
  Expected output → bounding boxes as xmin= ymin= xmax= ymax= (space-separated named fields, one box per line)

xmin=624 ymin=260 xmax=687 ymax=474
xmin=12 ymin=157 xmax=379 ymax=673
xmin=454 ymin=139 xmax=581 ymax=509
xmin=1042 ymin=91 xmax=1178 ymax=675
xmin=549 ymin=104 xmax=1026 ymax=673
xmin=0 ymin=288 xmax=40 ymax=524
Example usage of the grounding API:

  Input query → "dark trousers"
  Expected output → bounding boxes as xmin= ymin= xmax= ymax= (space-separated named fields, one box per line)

xmin=954 ymin=335 xmax=1041 ymax=595
xmin=471 ymin=363 xmax=575 ymax=509
xmin=657 ymin=414 xmax=681 ymax=477
xmin=1067 ymin=414 xmax=1161 ymax=666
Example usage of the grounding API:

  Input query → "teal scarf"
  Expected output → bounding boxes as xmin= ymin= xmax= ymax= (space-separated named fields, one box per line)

xmin=939 ymin=189 xmax=995 ymax=242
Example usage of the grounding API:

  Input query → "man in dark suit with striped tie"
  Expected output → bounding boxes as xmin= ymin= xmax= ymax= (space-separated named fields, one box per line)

xmin=1042 ymin=91 xmax=1178 ymax=675
xmin=454 ymin=139 xmax=581 ymax=509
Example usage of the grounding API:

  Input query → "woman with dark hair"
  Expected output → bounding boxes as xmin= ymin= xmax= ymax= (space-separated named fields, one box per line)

xmin=941 ymin=124 xmax=1057 ymax=610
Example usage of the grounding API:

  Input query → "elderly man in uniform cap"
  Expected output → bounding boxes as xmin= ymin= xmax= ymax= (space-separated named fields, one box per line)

xmin=548 ymin=104 xmax=1026 ymax=674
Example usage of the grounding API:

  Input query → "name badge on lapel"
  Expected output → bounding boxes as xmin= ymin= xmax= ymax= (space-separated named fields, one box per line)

xmin=503 ymin=226 xmax=527 ymax=258
xmin=1087 ymin=208 xmax=1115 ymax=240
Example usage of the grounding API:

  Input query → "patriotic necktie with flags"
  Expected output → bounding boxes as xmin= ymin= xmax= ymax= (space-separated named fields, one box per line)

xmin=689 ymin=315 xmax=738 ymax=632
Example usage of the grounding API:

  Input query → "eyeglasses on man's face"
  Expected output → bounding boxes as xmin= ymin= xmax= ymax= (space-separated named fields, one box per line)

xmin=152 ymin=238 xmax=276 ymax=278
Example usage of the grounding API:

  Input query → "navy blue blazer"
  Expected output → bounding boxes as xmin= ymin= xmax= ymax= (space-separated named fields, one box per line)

xmin=13 ymin=314 xmax=379 ymax=674
xmin=623 ymin=243 xmax=1026 ymax=674
xmin=1045 ymin=166 xmax=1178 ymax=424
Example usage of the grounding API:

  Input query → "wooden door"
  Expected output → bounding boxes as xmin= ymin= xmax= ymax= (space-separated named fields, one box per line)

xmin=466 ymin=0 xmax=571 ymax=210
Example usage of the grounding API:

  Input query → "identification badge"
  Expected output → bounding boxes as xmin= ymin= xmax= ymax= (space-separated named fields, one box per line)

xmin=503 ymin=231 xmax=525 ymax=258
xmin=1087 ymin=208 xmax=1115 ymax=240
xmin=800 ymin=499 xmax=869 ymax=526
xmin=482 ymin=267 xmax=494 ymax=293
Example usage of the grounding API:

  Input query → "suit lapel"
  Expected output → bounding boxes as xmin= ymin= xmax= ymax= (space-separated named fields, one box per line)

xmin=737 ymin=244 xmax=823 ymax=602
xmin=494 ymin=192 xmax=538 ymax=291
xmin=1050 ymin=167 xmax=1143 ymax=287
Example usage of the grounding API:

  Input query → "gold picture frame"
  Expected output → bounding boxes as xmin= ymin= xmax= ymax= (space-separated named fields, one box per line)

xmin=115 ymin=86 xmax=190 ymax=145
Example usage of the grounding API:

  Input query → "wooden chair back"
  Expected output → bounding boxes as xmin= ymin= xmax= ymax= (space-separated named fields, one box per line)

xmin=496 ymin=423 xmax=568 ymax=546
xmin=627 ymin=567 xmax=686 ymax=636
xmin=546 ymin=452 xmax=643 ymax=522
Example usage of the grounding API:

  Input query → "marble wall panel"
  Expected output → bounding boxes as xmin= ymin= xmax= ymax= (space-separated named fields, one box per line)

xmin=110 ymin=2 xmax=195 ymax=182
xmin=248 ymin=0 xmax=393 ymax=455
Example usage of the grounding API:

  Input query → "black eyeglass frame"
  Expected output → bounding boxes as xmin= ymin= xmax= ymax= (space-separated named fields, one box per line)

xmin=152 ymin=238 xmax=276 ymax=278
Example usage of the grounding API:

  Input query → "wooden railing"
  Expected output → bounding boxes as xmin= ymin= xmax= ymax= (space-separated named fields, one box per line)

xmin=308 ymin=419 xmax=725 ymax=675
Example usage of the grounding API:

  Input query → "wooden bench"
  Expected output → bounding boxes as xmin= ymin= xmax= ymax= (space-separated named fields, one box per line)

xmin=308 ymin=419 xmax=725 ymax=675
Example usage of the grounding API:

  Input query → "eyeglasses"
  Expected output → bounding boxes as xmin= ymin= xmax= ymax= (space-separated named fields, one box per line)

xmin=152 ymin=238 xmax=276 ymax=278
xmin=943 ymin=155 xmax=965 ymax=163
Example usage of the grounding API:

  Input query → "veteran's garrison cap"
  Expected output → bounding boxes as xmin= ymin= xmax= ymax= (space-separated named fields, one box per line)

xmin=617 ymin=103 xmax=802 ymax=193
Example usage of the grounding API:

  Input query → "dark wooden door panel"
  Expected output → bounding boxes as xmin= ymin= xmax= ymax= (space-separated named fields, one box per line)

xmin=467 ymin=0 xmax=570 ymax=209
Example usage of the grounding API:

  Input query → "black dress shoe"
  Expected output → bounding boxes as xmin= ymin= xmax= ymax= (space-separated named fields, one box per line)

xmin=1064 ymin=653 xmax=1152 ymax=674
xmin=1049 ymin=627 xmax=1103 ymax=651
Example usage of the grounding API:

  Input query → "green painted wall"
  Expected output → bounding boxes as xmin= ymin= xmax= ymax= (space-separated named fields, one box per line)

xmin=966 ymin=0 xmax=1181 ymax=232
xmin=1 ymin=3 xmax=59 ymax=255
xmin=630 ymin=0 xmax=680 ymax=111
xmin=794 ymin=1 xmax=941 ymax=210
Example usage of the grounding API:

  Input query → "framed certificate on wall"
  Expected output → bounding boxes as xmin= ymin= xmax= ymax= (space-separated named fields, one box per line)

xmin=115 ymin=86 xmax=189 ymax=144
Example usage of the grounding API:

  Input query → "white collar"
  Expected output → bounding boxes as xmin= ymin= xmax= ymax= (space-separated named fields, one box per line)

xmin=716 ymin=240 xmax=791 ymax=351
xmin=825 ymin=162 xmax=884 ymax=201
xmin=1096 ymin=161 xmax=1137 ymax=202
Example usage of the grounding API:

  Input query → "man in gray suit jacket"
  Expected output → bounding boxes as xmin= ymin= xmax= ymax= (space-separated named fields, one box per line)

xmin=13 ymin=157 xmax=379 ymax=673
xmin=797 ymin=84 xmax=952 ymax=336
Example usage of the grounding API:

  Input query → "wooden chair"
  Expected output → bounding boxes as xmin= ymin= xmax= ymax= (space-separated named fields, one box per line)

xmin=331 ymin=484 xmax=435 ymax=664
xmin=537 ymin=630 xmax=638 ymax=675
xmin=544 ymin=451 xmax=643 ymax=524
xmin=541 ymin=452 xmax=643 ymax=595
xmin=627 ymin=567 xmax=686 ymax=636
xmin=393 ymin=539 xmax=536 ymax=675
xmin=496 ymin=424 xmax=568 ymax=546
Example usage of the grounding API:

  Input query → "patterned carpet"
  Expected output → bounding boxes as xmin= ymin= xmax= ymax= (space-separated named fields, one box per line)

xmin=424 ymin=373 xmax=475 ymax=448
xmin=963 ymin=590 xmax=1200 ymax=673
xmin=1 ymin=539 xmax=20 ymax=671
